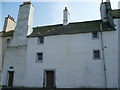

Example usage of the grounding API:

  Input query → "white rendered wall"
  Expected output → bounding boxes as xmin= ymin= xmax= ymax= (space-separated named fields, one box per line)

xmin=2 ymin=37 xmax=13 ymax=63
xmin=114 ymin=18 xmax=120 ymax=88
xmin=102 ymin=31 xmax=118 ymax=88
xmin=2 ymin=47 xmax=27 ymax=86
xmin=24 ymin=31 xmax=117 ymax=88
xmin=1 ymin=36 xmax=13 ymax=85
xmin=0 ymin=33 xmax=2 ymax=85
xmin=2 ymin=3 xmax=34 ymax=87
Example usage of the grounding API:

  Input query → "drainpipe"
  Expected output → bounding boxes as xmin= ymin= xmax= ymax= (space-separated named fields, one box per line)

xmin=100 ymin=24 xmax=107 ymax=89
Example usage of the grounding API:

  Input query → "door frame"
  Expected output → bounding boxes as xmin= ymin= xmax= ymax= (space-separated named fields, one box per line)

xmin=7 ymin=71 xmax=14 ymax=87
xmin=44 ymin=69 xmax=56 ymax=88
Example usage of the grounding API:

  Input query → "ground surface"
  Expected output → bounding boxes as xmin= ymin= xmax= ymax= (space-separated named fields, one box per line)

xmin=1 ymin=87 xmax=120 ymax=90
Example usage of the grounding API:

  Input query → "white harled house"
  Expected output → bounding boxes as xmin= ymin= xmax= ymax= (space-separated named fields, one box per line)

xmin=1 ymin=1 xmax=120 ymax=89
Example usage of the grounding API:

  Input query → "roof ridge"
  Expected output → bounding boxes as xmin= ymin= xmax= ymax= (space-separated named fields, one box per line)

xmin=33 ymin=20 xmax=101 ymax=29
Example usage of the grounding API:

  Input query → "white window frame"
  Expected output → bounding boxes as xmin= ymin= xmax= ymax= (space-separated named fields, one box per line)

xmin=36 ymin=52 xmax=43 ymax=63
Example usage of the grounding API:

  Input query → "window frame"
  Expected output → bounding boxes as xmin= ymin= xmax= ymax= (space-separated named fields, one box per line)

xmin=92 ymin=32 xmax=99 ymax=39
xmin=38 ymin=37 xmax=44 ymax=44
xmin=36 ymin=52 xmax=43 ymax=63
xmin=93 ymin=50 xmax=101 ymax=60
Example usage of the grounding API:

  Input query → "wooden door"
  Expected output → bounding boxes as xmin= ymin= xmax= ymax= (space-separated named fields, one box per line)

xmin=46 ymin=71 xmax=55 ymax=88
xmin=8 ymin=71 xmax=14 ymax=87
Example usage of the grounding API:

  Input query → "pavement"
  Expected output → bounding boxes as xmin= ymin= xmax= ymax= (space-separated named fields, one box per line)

xmin=1 ymin=87 xmax=120 ymax=90
xmin=0 ymin=86 xmax=2 ymax=90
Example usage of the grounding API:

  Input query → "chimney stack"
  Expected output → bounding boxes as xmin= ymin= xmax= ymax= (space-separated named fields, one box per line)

xmin=63 ymin=7 xmax=69 ymax=26
xmin=100 ymin=2 xmax=108 ymax=22
xmin=8 ymin=15 xmax=15 ymax=22
xmin=106 ymin=0 xmax=110 ymax=2
xmin=3 ymin=15 xmax=16 ymax=32
xmin=10 ymin=2 xmax=34 ymax=46
xmin=100 ymin=0 xmax=114 ymax=27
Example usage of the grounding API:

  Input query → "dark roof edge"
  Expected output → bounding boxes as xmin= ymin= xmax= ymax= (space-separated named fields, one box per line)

xmin=33 ymin=19 xmax=101 ymax=29
xmin=27 ymin=30 xmax=115 ymax=38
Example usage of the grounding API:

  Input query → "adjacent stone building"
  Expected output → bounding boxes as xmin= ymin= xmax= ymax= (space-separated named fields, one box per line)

xmin=1 ymin=1 xmax=120 ymax=89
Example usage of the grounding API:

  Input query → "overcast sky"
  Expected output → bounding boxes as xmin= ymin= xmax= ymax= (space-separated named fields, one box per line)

xmin=0 ymin=0 xmax=119 ymax=31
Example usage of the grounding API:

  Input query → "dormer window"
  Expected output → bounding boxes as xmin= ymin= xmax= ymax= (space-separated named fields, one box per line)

xmin=38 ymin=37 xmax=44 ymax=44
xmin=92 ymin=32 xmax=99 ymax=39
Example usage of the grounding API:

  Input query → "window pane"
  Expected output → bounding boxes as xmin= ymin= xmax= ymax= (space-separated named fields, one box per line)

xmin=92 ymin=32 xmax=98 ymax=38
xmin=37 ymin=53 xmax=43 ymax=61
xmin=93 ymin=50 xmax=100 ymax=59
xmin=40 ymin=37 xmax=43 ymax=43
xmin=38 ymin=37 xmax=44 ymax=44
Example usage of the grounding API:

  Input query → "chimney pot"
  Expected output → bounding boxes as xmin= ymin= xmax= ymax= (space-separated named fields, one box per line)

xmin=63 ymin=7 xmax=69 ymax=25
xmin=23 ymin=1 xmax=31 ymax=5
xmin=65 ymin=7 xmax=67 ymax=10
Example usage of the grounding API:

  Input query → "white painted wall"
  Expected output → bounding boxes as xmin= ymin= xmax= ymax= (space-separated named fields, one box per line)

xmin=114 ymin=18 xmax=120 ymax=88
xmin=1 ymin=36 xmax=13 ymax=85
xmin=2 ymin=3 xmax=34 ymax=87
xmin=102 ymin=31 xmax=118 ymax=88
xmin=2 ymin=37 xmax=13 ymax=63
xmin=2 ymin=46 xmax=27 ymax=86
xmin=24 ymin=29 xmax=118 ymax=88
xmin=0 ymin=33 xmax=2 ymax=85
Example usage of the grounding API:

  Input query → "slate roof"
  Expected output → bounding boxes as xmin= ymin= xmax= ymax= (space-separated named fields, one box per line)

xmin=28 ymin=20 xmax=115 ymax=37
xmin=2 ymin=9 xmax=119 ymax=37
xmin=2 ymin=30 xmax=14 ymax=37
xmin=111 ymin=9 xmax=120 ymax=18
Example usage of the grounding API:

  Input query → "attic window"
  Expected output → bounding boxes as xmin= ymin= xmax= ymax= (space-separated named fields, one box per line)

xmin=92 ymin=32 xmax=99 ymax=39
xmin=38 ymin=37 xmax=44 ymax=44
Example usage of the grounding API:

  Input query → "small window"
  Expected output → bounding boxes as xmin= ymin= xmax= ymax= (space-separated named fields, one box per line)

xmin=38 ymin=37 xmax=44 ymax=44
xmin=36 ymin=52 xmax=43 ymax=62
xmin=9 ymin=66 xmax=13 ymax=69
xmin=92 ymin=32 xmax=99 ymax=39
xmin=93 ymin=50 xmax=101 ymax=60
xmin=7 ymin=39 xmax=10 ymax=43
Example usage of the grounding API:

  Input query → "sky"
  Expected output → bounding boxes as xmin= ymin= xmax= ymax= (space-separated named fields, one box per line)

xmin=0 ymin=0 xmax=119 ymax=31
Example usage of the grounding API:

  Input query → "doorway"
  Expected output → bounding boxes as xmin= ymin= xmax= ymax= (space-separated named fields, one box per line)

xmin=8 ymin=71 xmax=14 ymax=87
xmin=45 ymin=71 xmax=55 ymax=88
